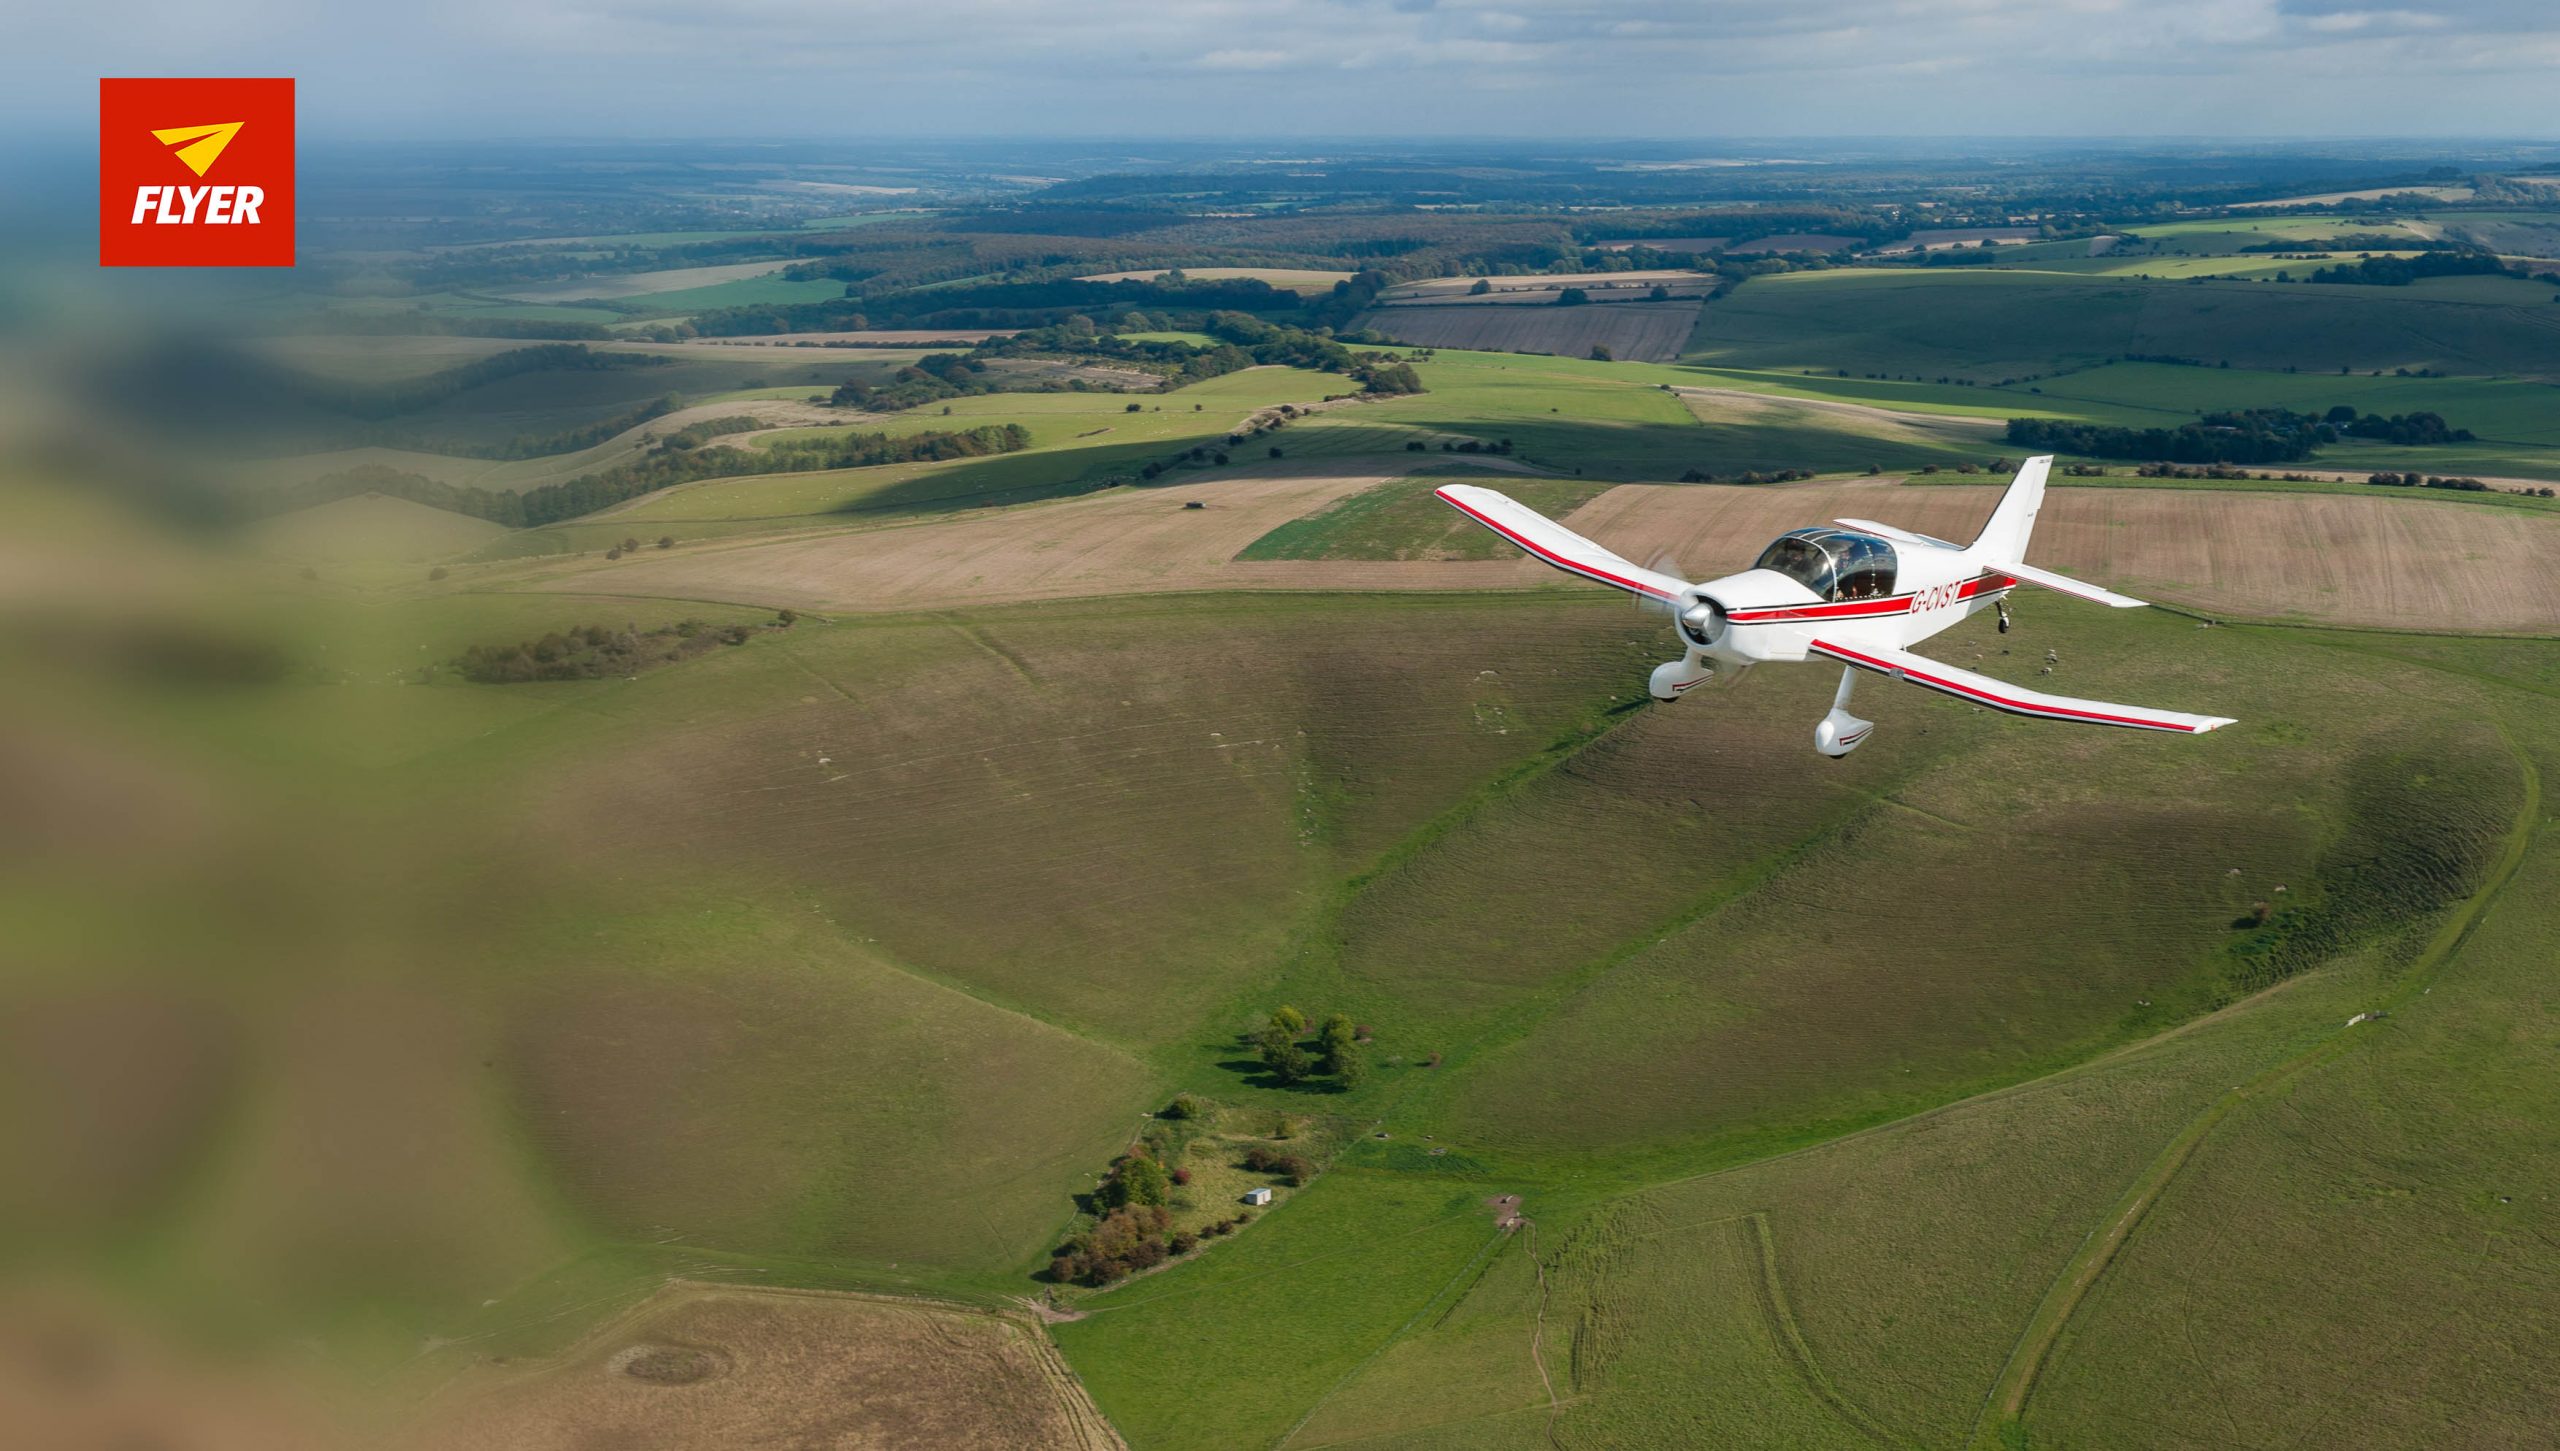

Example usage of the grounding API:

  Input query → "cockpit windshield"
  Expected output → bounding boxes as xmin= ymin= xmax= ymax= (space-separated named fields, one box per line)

xmin=1751 ymin=528 xmax=1898 ymax=602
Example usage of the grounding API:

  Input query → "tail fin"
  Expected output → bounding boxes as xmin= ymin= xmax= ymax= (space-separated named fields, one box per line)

xmin=1973 ymin=455 xmax=2051 ymax=562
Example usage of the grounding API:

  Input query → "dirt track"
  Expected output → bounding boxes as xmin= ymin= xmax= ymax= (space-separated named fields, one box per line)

xmin=531 ymin=473 xmax=2560 ymax=634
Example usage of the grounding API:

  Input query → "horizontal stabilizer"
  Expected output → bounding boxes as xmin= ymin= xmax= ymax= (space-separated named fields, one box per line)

xmin=1993 ymin=559 xmax=2148 ymax=609
xmin=1810 ymin=638 xmax=2233 ymax=734
xmin=1434 ymin=484 xmax=1688 ymax=604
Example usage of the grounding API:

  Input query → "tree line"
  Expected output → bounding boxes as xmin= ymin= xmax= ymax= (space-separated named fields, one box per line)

xmin=2307 ymin=251 xmax=2523 ymax=287
xmin=2007 ymin=404 xmax=2472 ymax=465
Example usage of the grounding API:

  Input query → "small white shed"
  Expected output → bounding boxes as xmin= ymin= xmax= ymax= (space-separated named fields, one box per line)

xmin=1242 ymin=1186 xmax=1275 ymax=1207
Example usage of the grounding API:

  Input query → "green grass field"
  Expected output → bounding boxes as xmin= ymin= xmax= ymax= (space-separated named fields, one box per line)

xmin=1237 ymin=476 xmax=1613 ymax=561
xmin=14 ymin=446 xmax=2560 ymax=1447
xmin=41 ymin=212 xmax=2560 ymax=1447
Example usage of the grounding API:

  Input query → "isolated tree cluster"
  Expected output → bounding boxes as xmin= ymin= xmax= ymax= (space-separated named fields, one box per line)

xmin=1253 ymin=1007 xmax=1371 ymax=1088
xmin=451 ymin=618 xmax=765 ymax=683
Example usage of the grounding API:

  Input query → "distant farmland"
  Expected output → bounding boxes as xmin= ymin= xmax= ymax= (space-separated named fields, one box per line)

xmin=1725 ymin=233 xmax=1858 ymax=254
xmin=1380 ymin=271 xmax=1710 ymax=303
xmin=1355 ymin=300 xmax=1703 ymax=361
xmin=1075 ymin=267 xmax=1352 ymax=294
xmin=497 ymin=261 xmax=795 ymax=303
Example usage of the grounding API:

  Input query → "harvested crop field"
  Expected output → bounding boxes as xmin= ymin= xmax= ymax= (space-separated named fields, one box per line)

xmin=403 ymin=1284 xmax=1123 ymax=1451
xmin=1353 ymin=302 xmax=1702 ymax=362
xmin=527 ymin=473 xmax=2560 ymax=633
xmin=1565 ymin=480 xmax=2560 ymax=633
xmin=530 ymin=466 xmax=1508 ymax=613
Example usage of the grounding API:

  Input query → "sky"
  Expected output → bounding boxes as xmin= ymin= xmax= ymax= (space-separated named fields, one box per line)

xmin=14 ymin=0 xmax=2560 ymax=142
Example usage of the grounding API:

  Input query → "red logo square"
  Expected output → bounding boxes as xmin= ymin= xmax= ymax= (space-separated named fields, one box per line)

xmin=100 ymin=77 xmax=296 ymax=268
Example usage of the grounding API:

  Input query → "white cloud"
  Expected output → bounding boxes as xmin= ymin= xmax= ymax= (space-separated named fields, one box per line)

xmin=6 ymin=0 xmax=2558 ymax=137
xmin=1198 ymin=48 xmax=1296 ymax=70
xmin=2302 ymin=8 xmax=2450 ymax=31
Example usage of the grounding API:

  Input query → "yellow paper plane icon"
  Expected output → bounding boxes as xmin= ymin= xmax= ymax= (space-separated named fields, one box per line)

xmin=151 ymin=121 xmax=245 ymax=177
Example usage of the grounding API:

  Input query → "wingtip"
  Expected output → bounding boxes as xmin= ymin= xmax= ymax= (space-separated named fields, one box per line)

xmin=2197 ymin=716 xmax=2239 ymax=733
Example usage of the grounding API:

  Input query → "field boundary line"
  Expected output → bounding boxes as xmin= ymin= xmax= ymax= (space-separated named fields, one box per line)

xmin=1746 ymin=1213 xmax=1905 ymax=1448
xmin=1272 ymin=1225 xmax=1513 ymax=1450
xmin=1077 ymin=1197 xmax=1487 ymax=1317
xmin=942 ymin=615 xmax=1043 ymax=686
xmin=1965 ymin=711 xmax=2541 ymax=1448
xmin=1523 ymin=1219 xmax=1561 ymax=1444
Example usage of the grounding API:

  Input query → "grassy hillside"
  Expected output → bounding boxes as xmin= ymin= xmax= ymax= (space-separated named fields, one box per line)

xmin=33 ymin=226 xmax=2560 ymax=1446
xmin=1042 ymin=630 xmax=2550 ymax=1450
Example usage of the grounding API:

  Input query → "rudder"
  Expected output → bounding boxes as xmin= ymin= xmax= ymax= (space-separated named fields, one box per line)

xmin=1973 ymin=455 xmax=2051 ymax=562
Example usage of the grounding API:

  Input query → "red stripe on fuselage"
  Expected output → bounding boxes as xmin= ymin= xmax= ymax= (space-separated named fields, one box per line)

xmin=1725 ymin=573 xmax=2013 ymax=624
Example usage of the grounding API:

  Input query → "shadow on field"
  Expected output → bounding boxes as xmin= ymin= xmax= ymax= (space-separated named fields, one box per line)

xmin=1215 ymin=1056 xmax=1355 ymax=1094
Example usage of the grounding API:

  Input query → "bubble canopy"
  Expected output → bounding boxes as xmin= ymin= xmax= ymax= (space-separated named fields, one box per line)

xmin=1751 ymin=527 xmax=1899 ymax=602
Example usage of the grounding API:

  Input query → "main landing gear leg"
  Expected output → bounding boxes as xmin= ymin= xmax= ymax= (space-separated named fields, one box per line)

xmin=1814 ymin=666 xmax=1874 ymax=758
xmin=1997 ymin=599 xmax=2013 ymax=634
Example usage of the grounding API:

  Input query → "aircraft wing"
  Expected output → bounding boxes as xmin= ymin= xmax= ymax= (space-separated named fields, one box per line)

xmin=1809 ymin=638 xmax=2234 ymax=734
xmin=1435 ymin=483 xmax=1687 ymax=604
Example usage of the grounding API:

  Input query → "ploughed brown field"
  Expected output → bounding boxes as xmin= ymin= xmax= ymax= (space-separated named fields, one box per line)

xmin=1351 ymin=301 xmax=1704 ymax=362
xmin=402 ymin=1284 xmax=1124 ymax=1451
xmin=534 ymin=473 xmax=2560 ymax=634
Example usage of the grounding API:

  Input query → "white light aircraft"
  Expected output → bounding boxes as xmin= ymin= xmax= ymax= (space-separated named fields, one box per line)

xmin=1436 ymin=456 xmax=2234 ymax=756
